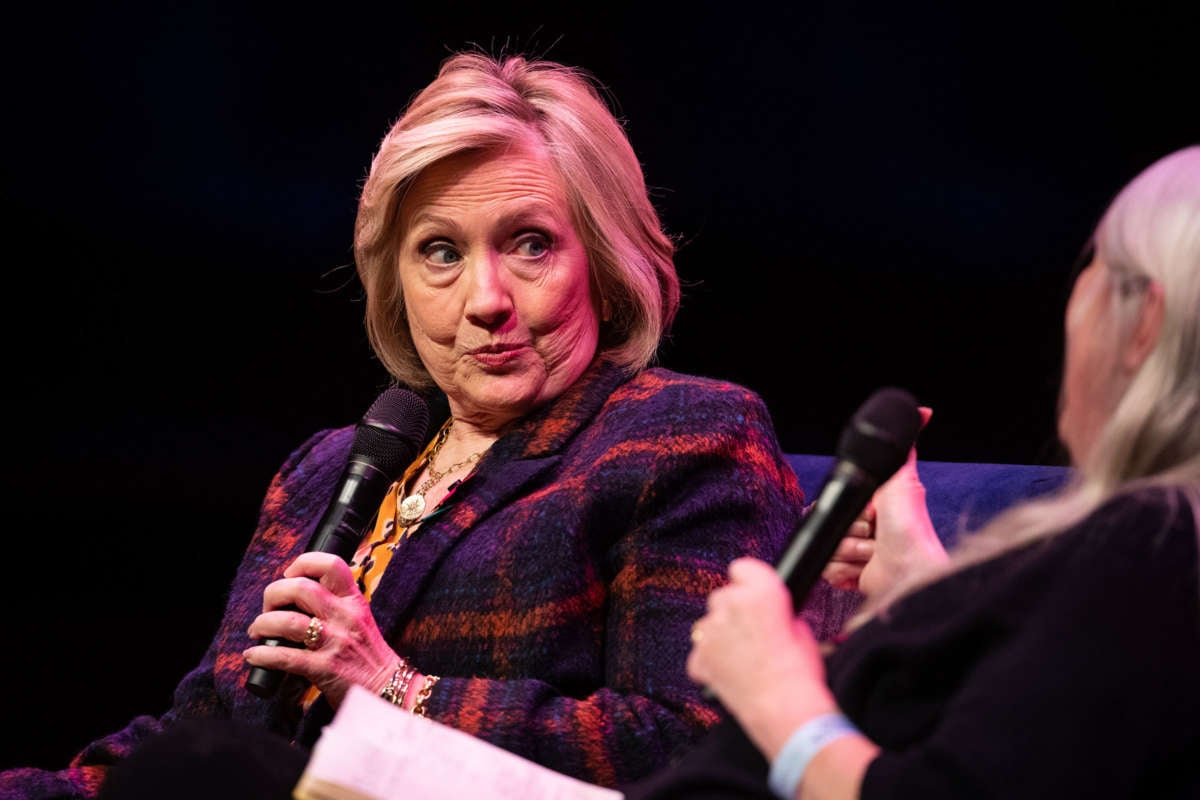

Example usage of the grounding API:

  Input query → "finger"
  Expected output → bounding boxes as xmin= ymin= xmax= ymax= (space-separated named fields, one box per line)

xmin=261 ymin=575 xmax=329 ymax=614
xmin=243 ymin=634 xmax=315 ymax=675
xmin=247 ymin=607 xmax=316 ymax=643
xmin=685 ymin=645 xmax=706 ymax=686
xmin=726 ymin=556 xmax=776 ymax=584
xmin=831 ymin=536 xmax=874 ymax=563
xmin=284 ymin=552 xmax=359 ymax=596
xmin=684 ymin=620 xmax=715 ymax=687
xmin=895 ymin=408 xmax=932 ymax=473
xmin=844 ymin=518 xmax=873 ymax=540
xmin=821 ymin=562 xmax=863 ymax=590
xmin=283 ymin=551 xmax=342 ymax=581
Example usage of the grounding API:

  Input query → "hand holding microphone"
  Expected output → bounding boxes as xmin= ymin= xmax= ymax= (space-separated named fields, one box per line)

xmin=690 ymin=387 xmax=922 ymax=702
xmin=821 ymin=405 xmax=938 ymax=595
xmin=854 ymin=406 xmax=948 ymax=598
xmin=774 ymin=386 xmax=922 ymax=609
xmin=244 ymin=385 xmax=431 ymax=698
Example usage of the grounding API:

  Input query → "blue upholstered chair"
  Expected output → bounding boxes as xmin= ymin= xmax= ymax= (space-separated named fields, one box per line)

xmin=785 ymin=455 xmax=1072 ymax=548
xmin=784 ymin=454 xmax=1073 ymax=641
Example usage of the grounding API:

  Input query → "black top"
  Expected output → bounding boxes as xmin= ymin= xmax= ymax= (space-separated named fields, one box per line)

xmin=623 ymin=486 xmax=1200 ymax=799
xmin=832 ymin=487 xmax=1200 ymax=799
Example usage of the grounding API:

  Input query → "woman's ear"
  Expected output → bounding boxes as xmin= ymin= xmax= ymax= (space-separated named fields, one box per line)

xmin=1122 ymin=280 xmax=1165 ymax=371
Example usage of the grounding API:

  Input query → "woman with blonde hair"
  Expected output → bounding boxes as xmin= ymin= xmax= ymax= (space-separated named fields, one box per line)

xmin=1 ymin=50 xmax=818 ymax=799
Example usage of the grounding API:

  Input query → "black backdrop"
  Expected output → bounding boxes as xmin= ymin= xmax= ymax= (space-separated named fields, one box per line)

xmin=4 ymin=0 xmax=1197 ymax=774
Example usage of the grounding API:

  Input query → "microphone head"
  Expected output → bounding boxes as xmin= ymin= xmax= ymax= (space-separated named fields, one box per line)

xmin=351 ymin=385 xmax=433 ymax=476
xmin=836 ymin=387 xmax=922 ymax=483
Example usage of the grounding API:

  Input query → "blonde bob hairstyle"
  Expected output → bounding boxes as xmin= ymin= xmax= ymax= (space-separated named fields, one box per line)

xmin=354 ymin=51 xmax=680 ymax=390
xmin=857 ymin=145 xmax=1200 ymax=623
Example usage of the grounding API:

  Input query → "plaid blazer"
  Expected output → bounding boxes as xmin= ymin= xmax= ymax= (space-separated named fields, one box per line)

xmin=2 ymin=359 xmax=816 ymax=796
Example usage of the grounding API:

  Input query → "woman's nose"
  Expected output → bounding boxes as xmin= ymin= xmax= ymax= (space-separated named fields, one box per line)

xmin=463 ymin=253 xmax=515 ymax=327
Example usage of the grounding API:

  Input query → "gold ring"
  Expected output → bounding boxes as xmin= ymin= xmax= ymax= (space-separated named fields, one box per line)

xmin=304 ymin=616 xmax=324 ymax=649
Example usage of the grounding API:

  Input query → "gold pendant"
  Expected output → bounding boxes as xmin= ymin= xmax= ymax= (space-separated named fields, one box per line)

xmin=397 ymin=493 xmax=426 ymax=525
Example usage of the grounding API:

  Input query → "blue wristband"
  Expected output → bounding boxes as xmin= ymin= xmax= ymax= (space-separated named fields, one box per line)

xmin=767 ymin=713 xmax=860 ymax=800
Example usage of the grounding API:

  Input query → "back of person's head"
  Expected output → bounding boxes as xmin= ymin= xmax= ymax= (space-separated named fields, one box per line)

xmin=97 ymin=719 xmax=305 ymax=800
xmin=856 ymin=146 xmax=1200 ymax=621
xmin=961 ymin=145 xmax=1200 ymax=560
xmin=1086 ymin=145 xmax=1200 ymax=490
xmin=355 ymin=49 xmax=680 ymax=389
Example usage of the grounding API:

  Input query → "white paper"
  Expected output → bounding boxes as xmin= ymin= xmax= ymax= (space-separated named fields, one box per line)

xmin=294 ymin=683 xmax=624 ymax=800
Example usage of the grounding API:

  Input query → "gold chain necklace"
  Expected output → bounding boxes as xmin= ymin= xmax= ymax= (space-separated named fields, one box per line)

xmin=396 ymin=420 xmax=483 ymax=526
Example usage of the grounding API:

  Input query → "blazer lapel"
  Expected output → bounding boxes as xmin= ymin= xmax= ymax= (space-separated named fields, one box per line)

xmin=365 ymin=357 xmax=632 ymax=633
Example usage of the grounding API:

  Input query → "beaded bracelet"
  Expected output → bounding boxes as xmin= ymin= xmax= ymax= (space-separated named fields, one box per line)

xmin=380 ymin=659 xmax=417 ymax=707
xmin=411 ymin=674 xmax=441 ymax=717
xmin=379 ymin=660 xmax=405 ymax=703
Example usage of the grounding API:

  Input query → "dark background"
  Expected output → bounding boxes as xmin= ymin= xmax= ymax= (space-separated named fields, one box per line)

xmin=4 ymin=0 xmax=1196 ymax=774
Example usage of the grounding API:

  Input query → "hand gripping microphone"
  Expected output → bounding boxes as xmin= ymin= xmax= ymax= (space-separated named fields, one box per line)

xmin=245 ymin=385 xmax=432 ymax=698
xmin=775 ymin=386 xmax=922 ymax=610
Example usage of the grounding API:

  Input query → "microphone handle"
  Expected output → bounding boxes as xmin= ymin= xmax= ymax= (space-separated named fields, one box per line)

xmin=245 ymin=623 xmax=304 ymax=697
xmin=775 ymin=460 xmax=878 ymax=611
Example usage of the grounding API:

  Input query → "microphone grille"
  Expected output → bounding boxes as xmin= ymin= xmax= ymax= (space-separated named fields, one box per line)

xmin=352 ymin=386 xmax=433 ymax=475
xmin=836 ymin=387 xmax=922 ymax=483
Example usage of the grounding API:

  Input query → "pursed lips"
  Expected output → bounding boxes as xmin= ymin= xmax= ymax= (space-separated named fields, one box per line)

xmin=466 ymin=342 xmax=527 ymax=366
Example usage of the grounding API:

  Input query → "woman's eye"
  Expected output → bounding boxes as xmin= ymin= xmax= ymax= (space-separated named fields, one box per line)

xmin=422 ymin=241 xmax=461 ymax=266
xmin=515 ymin=234 xmax=550 ymax=258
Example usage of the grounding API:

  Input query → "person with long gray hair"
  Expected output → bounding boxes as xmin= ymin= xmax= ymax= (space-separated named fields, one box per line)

xmin=627 ymin=145 xmax=1200 ymax=799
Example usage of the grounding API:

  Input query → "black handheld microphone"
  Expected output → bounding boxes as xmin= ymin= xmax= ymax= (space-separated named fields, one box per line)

xmin=697 ymin=387 xmax=921 ymax=702
xmin=775 ymin=386 xmax=922 ymax=610
xmin=245 ymin=385 xmax=432 ymax=698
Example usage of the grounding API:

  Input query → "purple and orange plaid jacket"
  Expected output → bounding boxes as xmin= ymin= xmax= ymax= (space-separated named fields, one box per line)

xmin=2 ymin=359 xmax=849 ymax=796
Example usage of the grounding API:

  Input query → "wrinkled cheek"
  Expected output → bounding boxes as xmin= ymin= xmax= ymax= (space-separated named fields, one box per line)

xmin=406 ymin=316 xmax=433 ymax=357
xmin=407 ymin=314 xmax=457 ymax=377
xmin=407 ymin=299 xmax=458 ymax=345
xmin=542 ymin=316 xmax=599 ymax=367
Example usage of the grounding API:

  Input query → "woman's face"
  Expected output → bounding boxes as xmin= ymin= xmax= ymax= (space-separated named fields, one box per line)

xmin=396 ymin=143 xmax=600 ymax=430
xmin=1058 ymin=259 xmax=1120 ymax=466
